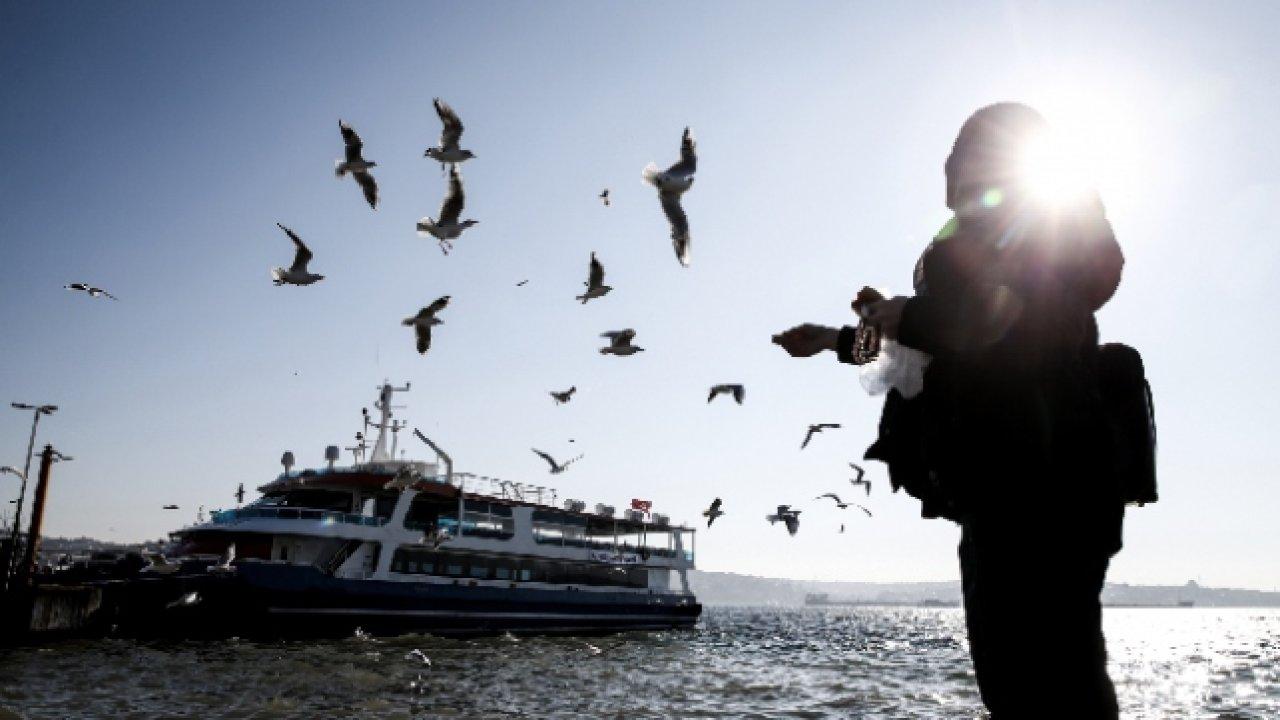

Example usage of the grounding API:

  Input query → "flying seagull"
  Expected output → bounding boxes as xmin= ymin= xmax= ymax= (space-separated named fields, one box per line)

xmin=815 ymin=493 xmax=873 ymax=517
xmin=271 ymin=223 xmax=324 ymax=286
xmin=576 ymin=252 xmax=612 ymax=304
xmin=335 ymin=120 xmax=378 ymax=209
xmin=64 ymin=283 xmax=117 ymax=300
xmin=417 ymin=165 xmax=479 ymax=254
xmin=162 ymin=504 xmax=179 ymax=510
xmin=707 ymin=384 xmax=745 ymax=404
xmin=235 ymin=483 xmax=245 ymax=505
xmin=800 ymin=423 xmax=842 ymax=450
xmin=600 ymin=329 xmax=644 ymax=356
xmin=702 ymin=497 xmax=724 ymax=527
xmin=550 ymin=386 xmax=576 ymax=405
xmin=402 ymin=295 xmax=451 ymax=355
xmin=531 ymin=448 xmax=583 ymax=474
xmin=516 ymin=279 xmax=529 ymax=287
xmin=765 ymin=505 xmax=802 ymax=536
xmin=423 ymin=98 xmax=475 ymax=170
xmin=642 ymin=126 xmax=696 ymax=267
xmin=599 ymin=189 xmax=610 ymax=206
xmin=849 ymin=462 xmax=871 ymax=496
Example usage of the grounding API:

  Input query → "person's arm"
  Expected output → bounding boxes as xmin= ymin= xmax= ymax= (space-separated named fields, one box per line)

xmin=772 ymin=324 xmax=842 ymax=358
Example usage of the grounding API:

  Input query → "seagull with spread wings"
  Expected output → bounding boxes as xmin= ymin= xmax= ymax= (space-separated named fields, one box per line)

xmin=599 ymin=189 xmax=610 ymax=206
xmin=550 ymin=386 xmax=577 ymax=405
xmin=402 ymin=295 xmax=450 ymax=355
xmin=801 ymin=423 xmax=842 ymax=450
xmin=576 ymin=252 xmax=612 ymax=304
xmin=707 ymin=384 xmax=745 ymax=404
xmin=702 ymin=497 xmax=724 ymax=527
xmin=531 ymin=448 xmax=583 ymax=474
xmin=765 ymin=505 xmax=802 ymax=536
xmin=642 ymin=127 xmax=697 ymax=267
xmin=424 ymin=98 xmax=475 ymax=170
xmin=600 ymin=329 xmax=644 ymax=356
xmin=64 ymin=283 xmax=118 ymax=300
xmin=815 ymin=492 xmax=873 ymax=517
xmin=417 ymin=165 xmax=479 ymax=255
xmin=271 ymin=223 xmax=324 ymax=286
xmin=335 ymin=120 xmax=378 ymax=209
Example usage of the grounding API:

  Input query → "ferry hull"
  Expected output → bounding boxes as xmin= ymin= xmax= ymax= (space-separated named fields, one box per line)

xmin=115 ymin=564 xmax=701 ymax=638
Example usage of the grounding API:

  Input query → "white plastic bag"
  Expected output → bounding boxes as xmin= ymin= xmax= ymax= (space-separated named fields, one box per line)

xmin=859 ymin=337 xmax=931 ymax=399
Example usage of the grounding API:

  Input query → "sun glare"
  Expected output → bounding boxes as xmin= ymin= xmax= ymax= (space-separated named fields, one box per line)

xmin=1019 ymin=89 xmax=1144 ymax=212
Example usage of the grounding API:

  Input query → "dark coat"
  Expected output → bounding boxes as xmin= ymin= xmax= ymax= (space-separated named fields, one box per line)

xmin=866 ymin=200 xmax=1126 ymax=552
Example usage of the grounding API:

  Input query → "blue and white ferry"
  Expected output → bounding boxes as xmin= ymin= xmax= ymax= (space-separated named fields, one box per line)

xmin=121 ymin=382 xmax=701 ymax=637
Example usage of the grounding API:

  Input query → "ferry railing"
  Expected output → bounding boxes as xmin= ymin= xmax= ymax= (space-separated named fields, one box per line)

xmin=210 ymin=507 xmax=387 ymax=527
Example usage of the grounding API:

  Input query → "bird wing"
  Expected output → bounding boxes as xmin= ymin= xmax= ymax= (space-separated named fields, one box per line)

xmin=587 ymin=252 xmax=605 ymax=289
xmin=819 ymin=423 xmax=842 ymax=430
xmin=434 ymin=98 xmax=464 ymax=149
xmin=415 ymin=323 xmax=432 ymax=354
xmin=732 ymin=385 xmax=745 ymax=403
xmin=67 ymin=282 xmax=88 ymax=292
xmin=340 ymin=120 xmax=364 ymax=163
xmin=855 ymin=504 xmax=873 ymax=517
xmin=439 ymin=166 xmax=465 ymax=224
xmin=602 ymin=329 xmax=635 ymax=347
xmin=801 ymin=427 xmax=816 ymax=449
xmin=355 ymin=171 xmax=378 ymax=209
xmin=531 ymin=448 xmax=557 ymax=469
xmin=665 ymin=126 xmax=697 ymax=177
xmin=784 ymin=516 xmax=799 ymax=535
xmin=278 ymin=223 xmax=312 ymax=271
xmin=92 ymin=287 xmax=119 ymax=300
xmin=710 ymin=498 xmax=722 ymax=512
xmin=707 ymin=386 xmax=721 ymax=403
xmin=659 ymin=191 xmax=691 ymax=266
xmin=425 ymin=295 xmax=451 ymax=316
xmin=815 ymin=493 xmax=841 ymax=502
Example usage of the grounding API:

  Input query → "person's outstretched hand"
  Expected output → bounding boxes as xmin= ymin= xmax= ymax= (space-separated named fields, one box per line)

xmin=863 ymin=296 xmax=910 ymax=339
xmin=772 ymin=324 xmax=840 ymax=357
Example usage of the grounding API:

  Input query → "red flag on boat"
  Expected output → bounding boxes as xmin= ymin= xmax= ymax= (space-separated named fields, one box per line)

xmin=630 ymin=498 xmax=653 ymax=515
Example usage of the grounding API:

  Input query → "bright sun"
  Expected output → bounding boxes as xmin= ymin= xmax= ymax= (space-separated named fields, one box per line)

xmin=1016 ymin=89 xmax=1144 ymax=211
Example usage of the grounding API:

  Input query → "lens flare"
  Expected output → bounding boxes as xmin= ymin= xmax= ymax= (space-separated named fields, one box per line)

xmin=1015 ymin=129 xmax=1098 ymax=208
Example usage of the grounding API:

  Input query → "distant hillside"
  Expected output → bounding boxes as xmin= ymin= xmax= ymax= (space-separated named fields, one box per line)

xmin=690 ymin=570 xmax=1280 ymax=608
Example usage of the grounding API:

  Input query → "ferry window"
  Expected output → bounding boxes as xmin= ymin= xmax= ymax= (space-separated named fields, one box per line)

xmin=407 ymin=560 xmax=419 ymax=573
xmin=256 ymin=489 xmax=354 ymax=512
xmin=278 ymin=545 xmax=289 ymax=561
xmin=468 ymin=561 xmax=490 ymax=580
xmin=445 ymin=561 xmax=465 ymax=577
xmin=494 ymin=566 xmax=511 ymax=580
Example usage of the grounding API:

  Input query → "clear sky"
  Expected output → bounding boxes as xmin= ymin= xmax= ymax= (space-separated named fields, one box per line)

xmin=1 ymin=1 xmax=1277 ymax=590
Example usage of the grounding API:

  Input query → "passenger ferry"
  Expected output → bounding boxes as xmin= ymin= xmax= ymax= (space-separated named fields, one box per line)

xmin=118 ymin=382 xmax=701 ymax=637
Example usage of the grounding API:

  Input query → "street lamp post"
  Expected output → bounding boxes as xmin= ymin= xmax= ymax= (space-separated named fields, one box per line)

xmin=6 ymin=402 xmax=57 ymax=587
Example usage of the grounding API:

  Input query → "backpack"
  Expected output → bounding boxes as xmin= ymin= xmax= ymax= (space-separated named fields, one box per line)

xmin=1096 ymin=343 xmax=1158 ymax=505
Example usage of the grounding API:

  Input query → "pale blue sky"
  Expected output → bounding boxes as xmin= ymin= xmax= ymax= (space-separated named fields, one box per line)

xmin=1 ymin=2 xmax=1277 ymax=589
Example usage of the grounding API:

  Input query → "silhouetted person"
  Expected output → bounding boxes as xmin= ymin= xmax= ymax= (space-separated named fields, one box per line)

xmin=776 ymin=103 xmax=1125 ymax=718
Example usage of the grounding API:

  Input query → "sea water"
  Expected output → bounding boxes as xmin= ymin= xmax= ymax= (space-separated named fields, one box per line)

xmin=1 ymin=607 xmax=1275 ymax=719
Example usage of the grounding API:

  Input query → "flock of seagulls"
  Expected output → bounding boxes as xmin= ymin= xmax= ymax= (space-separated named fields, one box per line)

xmin=61 ymin=96 xmax=875 ymax=539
